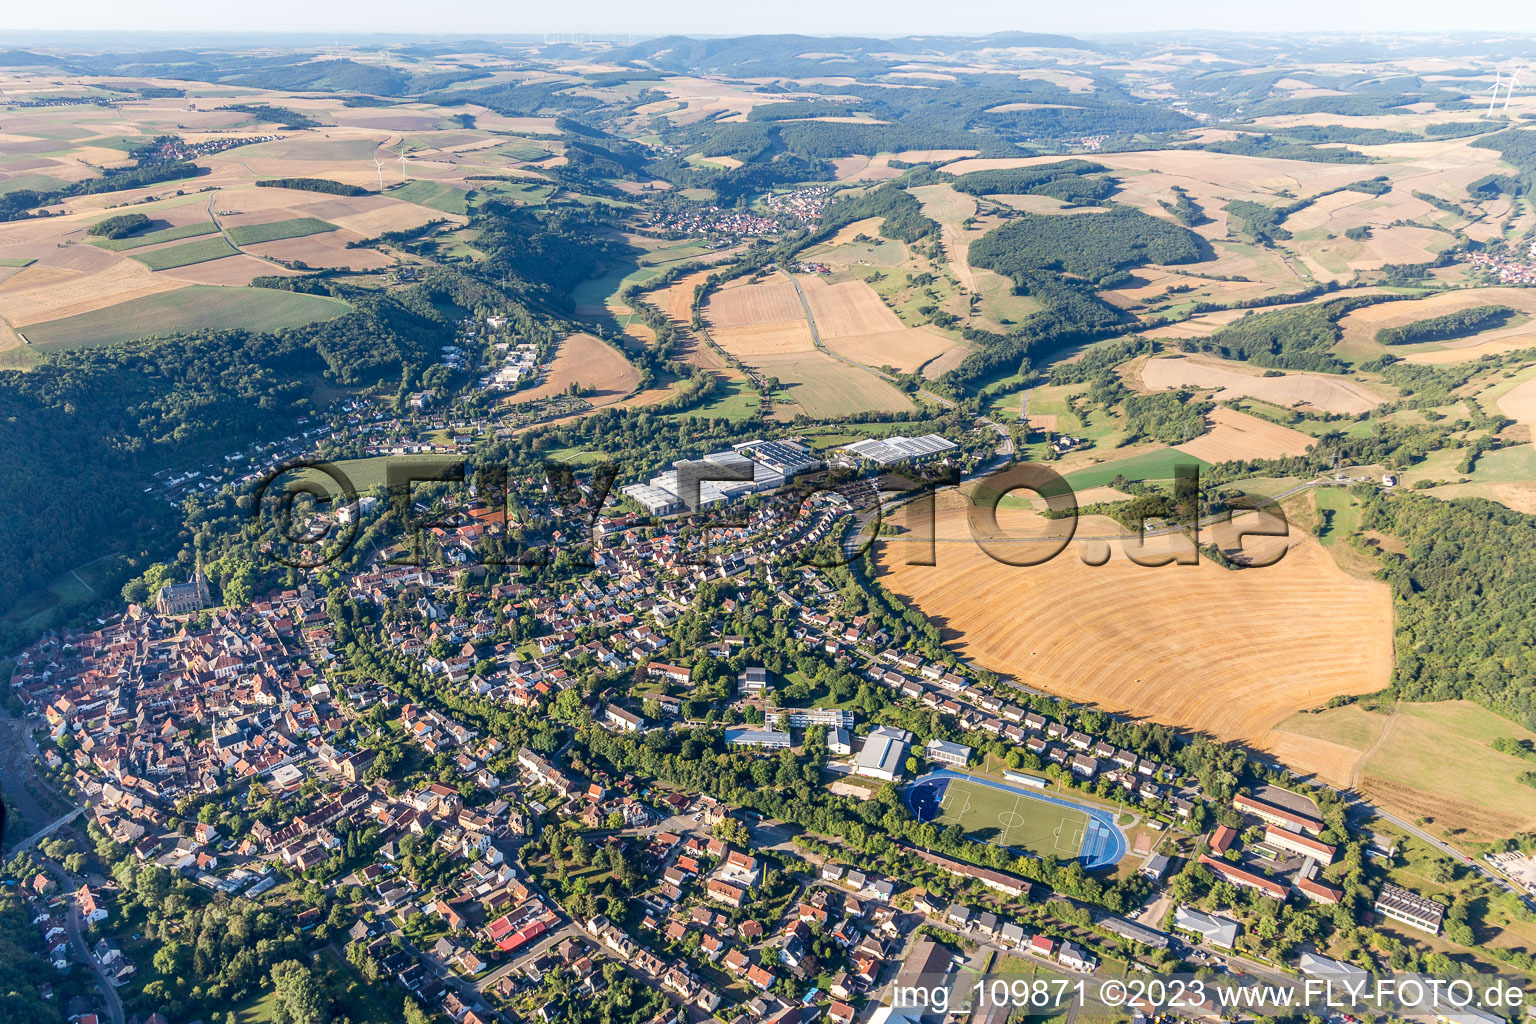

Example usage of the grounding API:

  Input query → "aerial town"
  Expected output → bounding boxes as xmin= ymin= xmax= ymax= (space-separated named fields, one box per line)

xmin=4 ymin=16 xmax=1536 ymax=1024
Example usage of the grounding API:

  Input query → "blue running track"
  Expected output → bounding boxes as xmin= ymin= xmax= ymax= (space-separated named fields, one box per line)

xmin=904 ymin=768 xmax=1127 ymax=870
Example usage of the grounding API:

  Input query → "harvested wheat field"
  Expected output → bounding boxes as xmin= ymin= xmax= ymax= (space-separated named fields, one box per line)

xmin=655 ymin=268 xmax=715 ymax=323
xmin=246 ymin=233 xmax=392 ymax=271
xmin=799 ymin=276 xmax=956 ymax=373
xmin=1340 ymin=286 xmax=1536 ymax=361
xmin=705 ymin=276 xmax=816 ymax=358
xmin=1261 ymin=704 xmax=1389 ymax=788
xmin=711 ymin=322 xmax=816 ymax=357
xmin=512 ymin=333 xmax=640 ymax=407
xmin=160 ymin=254 xmax=291 ymax=287
xmin=1177 ymin=407 xmax=1315 ymax=464
xmin=1497 ymin=376 xmax=1536 ymax=429
xmin=294 ymin=194 xmax=460 ymax=236
xmin=707 ymin=277 xmax=805 ymax=325
xmin=831 ymin=154 xmax=905 ymax=181
xmin=0 ymin=258 xmax=181 ymax=326
xmin=875 ymin=492 xmax=1393 ymax=745
xmin=1404 ymin=338 xmax=1536 ymax=364
xmin=1141 ymin=356 xmax=1383 ymax=415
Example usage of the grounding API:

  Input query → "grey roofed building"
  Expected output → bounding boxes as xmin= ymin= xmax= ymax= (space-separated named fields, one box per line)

xmin=1098 ymin=915 xmax=1170 ymax=949
xmin=843 ymin=434 xmax=958 ymax=467
xmin=1372 ymin=883 xmax=1444 ymax=934
xmin=1298 ymin=952 xmax=1369 ymax=980
xmin=732 ymin=438 xmax=823 ymax=478
xmin=724 ymin=728 xmax=791 ymax=749
xmin=853 ymin=725 xmax=912 ymax=781
xmin=999 ymin=921 xmax=1026 ymax=947
xmin=620 ymin=483 xmax=682 ymax=516
xmin=924 ymin=738 xmax=972 ymax=767
xmin=1141 ymin=853 xmax=1171 ymax=881
xmin=1173 ymin=906 xmax=1240 ymax=948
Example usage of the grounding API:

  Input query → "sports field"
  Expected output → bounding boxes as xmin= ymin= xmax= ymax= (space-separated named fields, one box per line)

xmin=906 ymin=770 xmax=1125 ymax=869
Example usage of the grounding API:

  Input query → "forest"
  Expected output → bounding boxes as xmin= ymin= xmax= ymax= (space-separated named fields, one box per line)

xmin=257 ymin=178 xmax=372 ymax=196
xmin=949 ymin=159 xmax=1116 ymax=204
xmin=1374 ymin=304 xmax=1516 ymax=345
xmin=1186 ymin=294 xmax=1404 ymax=373
xmin=87 ymin=212 xmax=151 ymax=238
xmin=1361 ymin=490 xmax=1536 ymax=725
xmin=968 ymin=207 xmax=1206 ymax=285
xmin=819 ymin=183 xmax=938 ymax=243
xmin=0 ymin=277 xmax=490 ymax=648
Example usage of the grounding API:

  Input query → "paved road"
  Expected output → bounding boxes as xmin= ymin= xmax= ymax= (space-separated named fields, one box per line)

xmin=1344 ymin=792 xmax=1520 ymax=895
xmin=47 ymin=859 xmax=125 ymax=1024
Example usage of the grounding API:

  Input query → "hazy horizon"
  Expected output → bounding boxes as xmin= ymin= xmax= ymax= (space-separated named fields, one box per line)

xmin=6 ymin=0 xmax=1536 ymax=41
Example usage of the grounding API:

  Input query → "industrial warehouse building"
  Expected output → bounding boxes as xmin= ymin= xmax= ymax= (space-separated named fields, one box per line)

xmin=841 ymin=433 xmax=958 ymax=467
xmin=620 ymin=438 xmax=821 ymax=514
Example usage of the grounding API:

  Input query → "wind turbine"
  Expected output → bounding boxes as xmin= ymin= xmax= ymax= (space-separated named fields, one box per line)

xmin=398 ymin=150 xmax=409 ymax=179
xmin=372 ymin=159 xmax=385 ymax=189
xmin=1487 ymin=73 xmax=1505 ymax=117
xmin=1505 ymin=65 xmax=1529 ymax=111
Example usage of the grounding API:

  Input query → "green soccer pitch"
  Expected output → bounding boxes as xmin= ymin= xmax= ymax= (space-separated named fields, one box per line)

xmin=931 ymin=775 xmax=1090 ymax=859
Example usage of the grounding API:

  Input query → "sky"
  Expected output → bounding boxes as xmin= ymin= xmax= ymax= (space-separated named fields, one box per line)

xmin=6 ymin=0 xmax=1536 ymax=37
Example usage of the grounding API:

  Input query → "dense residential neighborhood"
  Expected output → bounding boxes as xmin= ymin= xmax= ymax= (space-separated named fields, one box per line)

xmin=0 ymin=413 xmax=1502 ymax=1024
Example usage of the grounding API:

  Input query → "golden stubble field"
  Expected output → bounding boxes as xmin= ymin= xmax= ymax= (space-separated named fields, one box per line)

xmin=1336 ymin=286 xmax=1536 ymax=364
xmin=702 ymin=275 xmax=915 ymax=417
xmin=799 ymin=276 xmax=956 ymax=374
xmin=940 ymin=138 xmax=1506 ymax=291
xmin=875 ymin=490 xmax=1394 ymax=746
xmin=1140 ymin=354 xmax=1386 ymax=415
xmin=510 ymin=333 xmax=640 ymax=407
xmin=1267 ymin=700 xmax=1536 ymax=839
xmin=1176 ymin=406 xmax=1316 ymax=464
